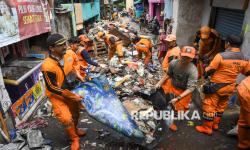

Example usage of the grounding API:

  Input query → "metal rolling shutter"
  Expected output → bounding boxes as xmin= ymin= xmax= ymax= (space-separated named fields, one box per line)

xmin=214 ymin=8 xmax=245 ymax=38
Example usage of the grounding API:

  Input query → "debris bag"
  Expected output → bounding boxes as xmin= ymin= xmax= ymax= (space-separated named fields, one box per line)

xmin=135 ymin=88 xmax=167 ymax=110
xmin=135 ymin=89 xmax=175 ymax=127
xmin=72 ymin=75 xmax=144 ymax=139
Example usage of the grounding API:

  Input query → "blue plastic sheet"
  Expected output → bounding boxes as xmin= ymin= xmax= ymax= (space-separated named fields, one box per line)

xmin=72 ymin=75 xmax=144 ymax=138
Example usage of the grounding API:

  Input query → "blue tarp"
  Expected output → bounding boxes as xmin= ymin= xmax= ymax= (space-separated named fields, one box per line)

xmin=72 ymin=75 xmax=144 ymax=139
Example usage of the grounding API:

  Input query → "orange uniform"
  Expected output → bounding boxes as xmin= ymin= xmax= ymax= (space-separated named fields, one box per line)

xmin=103 ymin=34 xmax=123 ymax=60
xmin=202 ymin=48 xmax=249 ymax=123
xmin=64 ymin=49 xmax=81 ymax=75
xmin=41 ymin=56 xmax=81 ymax=127
xmin=79 ymin=35 xmax=94 ymax=52
xmin=198 ymin=28 xmax=223 ymax=78
xmin=134 ymin=38 xmax=153 ymax=65
xmin=237 ymin=61 xmax=250 ymax=149
xmin=199 ymin=29 xmax=222 ymax=57
xmin=237 ymin=75 xmax=250 ymax=149
xmin=162 ymin=46 xmax=180 ymax=71
xmin=162 ymin=79 xmax=192 ymax=111
xmin=75 ymin=48 xmax=88 ymax=77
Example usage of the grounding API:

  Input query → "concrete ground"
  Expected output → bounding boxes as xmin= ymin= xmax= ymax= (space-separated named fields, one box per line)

xmin=39 ymin=101 xmax=239 ymax=150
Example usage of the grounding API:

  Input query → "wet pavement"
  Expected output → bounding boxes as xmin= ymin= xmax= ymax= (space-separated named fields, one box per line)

xmin=40 ymin=101 xmax=239 ymax=150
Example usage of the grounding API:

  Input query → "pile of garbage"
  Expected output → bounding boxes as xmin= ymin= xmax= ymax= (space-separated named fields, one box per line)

xmin=0 ymin=118 xmax=51 ymax=150
xmin=76 ymin=39 xmax=166 ymax=145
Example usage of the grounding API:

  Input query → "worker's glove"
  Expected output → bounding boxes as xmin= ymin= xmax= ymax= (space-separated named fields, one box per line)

xmin=62 ymin=89 xmax=83 ymax=102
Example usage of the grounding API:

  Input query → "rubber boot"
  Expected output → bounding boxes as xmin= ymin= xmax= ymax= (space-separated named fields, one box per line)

xmin=65 ymin=125 xmax=80 ymax=150
xmin=74 ymin=120 xmax=86 ymax=137
xmin=169 ymin=122 xmax=178 ymax=132
xmin=195 ymin=121 xmax=213 ymax=135
xmin=213 ymin=117 xmax=221 ymax=130
xmin=76 ymin=128 xmax=86 ymax=137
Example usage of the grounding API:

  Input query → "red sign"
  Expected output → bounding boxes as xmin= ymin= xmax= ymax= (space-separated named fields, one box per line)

xmin=15 ymin=0 xmax=51 ymax=40
xmin=0 ymin=0 xmax=51 ymax=47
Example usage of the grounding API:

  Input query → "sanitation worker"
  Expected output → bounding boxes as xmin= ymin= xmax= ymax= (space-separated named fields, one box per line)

xmin=41 ymin=34 xmax=86 ymax=150
xmin=196 ymin=35 xmax=249 ymax=135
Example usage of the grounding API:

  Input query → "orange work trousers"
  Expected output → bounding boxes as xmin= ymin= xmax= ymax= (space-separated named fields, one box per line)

xmin=237 ymin=93 xmax=250 ymax=149
xmin=138 ymin=51 xmax=152 ymax=65
xmin=108 ymin=41 xmax=123 ymax=60
xmin=49 ymin=94 xmax=80 ymax=127
xmin=202 ymin=84 xmax=235 ymax=119
xmin=162 ymin=79 xmax=192 ymax=111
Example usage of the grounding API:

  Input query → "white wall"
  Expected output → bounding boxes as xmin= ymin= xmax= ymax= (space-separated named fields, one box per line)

xmin=241 ymin=5 xmax=250 ymax=57
xmin=201 ymin=0 xmax=211 ymax=26
xmin=172 ymin=0 xmax=179 ymax=35
xmin=174 ymin=0 xmax=204 ymax=46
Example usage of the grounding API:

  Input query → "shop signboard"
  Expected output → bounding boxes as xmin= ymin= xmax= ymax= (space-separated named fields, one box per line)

xmin=11 ymin=81 xmax=43 ymax=119
xmin=0 ymin=0 xmax=51 ymax=47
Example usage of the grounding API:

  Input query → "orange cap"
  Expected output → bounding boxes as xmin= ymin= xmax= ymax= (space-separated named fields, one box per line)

xmin=200 ymin=26 xmax=211 ymax=39
xmin=165 ymin=34 xmax=176 ymax=42
xmin=180 ymin=46 xmax=196 ymax=59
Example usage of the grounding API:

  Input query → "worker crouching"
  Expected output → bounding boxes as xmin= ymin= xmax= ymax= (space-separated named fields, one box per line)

xmin=155 ymin=46 xmax=198 ymax=131
xmin=132 ymin=36 xmax=153 ymax=66
xmin=97 ymin=32 xmax=124 ymax=62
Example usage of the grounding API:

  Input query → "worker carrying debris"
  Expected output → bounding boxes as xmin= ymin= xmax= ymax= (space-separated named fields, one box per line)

xmin=72 ymin=36 xmax=104 ymax=73
xmin=194 ymin=26 xmax=224 ymax=78
xmin=196 ymin=35 xmax=249 ymax=135
xmin=64 ymin=37 xmax=86 ymax=82
xmin=131 ymin=36 xmax=153 ymax=66
xmin=162 ymin=34 xmax=180 ymax=73
xmin=79 ymin=34 xmax=95 ymax=57
xmin=97 ymin=31 xmax=124 ymax=62
xmin=236 ymin=61 xmax=250 ymax=149
xmin=41 ymin=34 xmax=86 ymax=150
xmin=155 ymin=46 xmax=198 ymax=131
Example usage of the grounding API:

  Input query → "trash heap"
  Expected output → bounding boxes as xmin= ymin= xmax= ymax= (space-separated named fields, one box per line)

xmin=82 ymin=18 xmax=165 ymax=144
xmin=85 ymin=43 xmax=164 ymax=144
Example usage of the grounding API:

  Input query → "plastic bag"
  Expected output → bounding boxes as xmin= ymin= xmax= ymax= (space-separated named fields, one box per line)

xmin=72 ymin=75 xmax=144 ymax=138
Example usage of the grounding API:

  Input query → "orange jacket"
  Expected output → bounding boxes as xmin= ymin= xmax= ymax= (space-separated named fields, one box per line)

xmin=199 ymin=29 xmax=221 ymax=57
xmin=41 ymin=56 xmax=68 ymax=98
xmin=237 ymin=76 xmax=250 ymax=113
xmin=104 ymin=34 xmax=119 ymax=46
xmin=76 ymin=48 xmax=88 ymax=68
xmin=135 ymin=38 xmax=152 ymax=53
xmin=64 ymin=49 xmax=80 ymax=75
xmin=162 ymin=46 xmax=180 ymax=71
xmin=206 ymin=48 xmax=249 ymax=83
xmin=79 ymin=35 xmax=94 ymax=51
